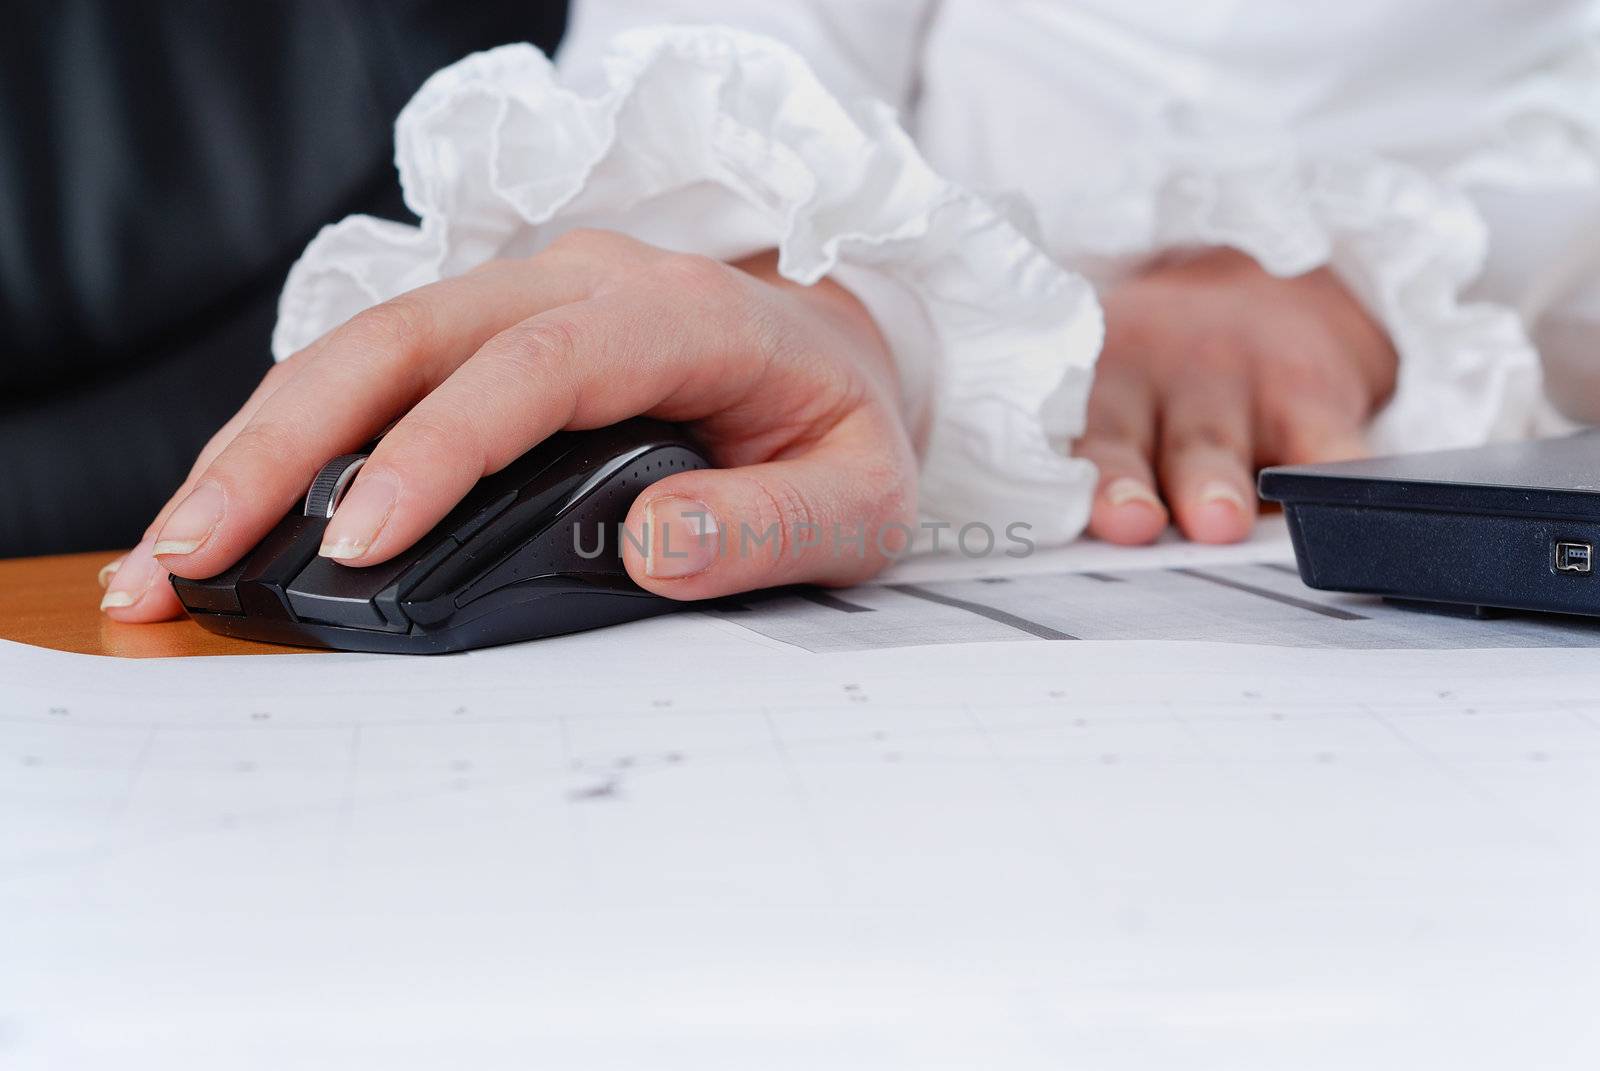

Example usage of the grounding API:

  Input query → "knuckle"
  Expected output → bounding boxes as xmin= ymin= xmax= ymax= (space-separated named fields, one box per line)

xmin=1168 ymin=422 xmax=1249 ymax=458
xmin=505 ymin=318 xmax=581 ymax=371
xmin=1083 ymin=376 xmax=1153 ymax=440
xmin=336 ymin=297 xmax=435 ymax=362
xmin=226 ymin=420 xmax=300 ymax=465
xmin=1274 ymin=403 xmax=1356 ymax=453
xmin=750 ymin=474 xmax=816 ymax=561
xmin=651 ymin=253 xmax=743 ymax=305
xmin=1083 ymin=407 xmax=1148 ymax=446
xmin=385 ymin=414 xmax=484 ymax=478
xmin=1074 ymin=436 xmax=1145 ymax=472
xmin=479 ymin=319 xmax=584 ymax=405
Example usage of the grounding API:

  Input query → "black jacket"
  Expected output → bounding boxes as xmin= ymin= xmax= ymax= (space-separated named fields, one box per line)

xmin=0 ymin=0 xmax=567 ymax=554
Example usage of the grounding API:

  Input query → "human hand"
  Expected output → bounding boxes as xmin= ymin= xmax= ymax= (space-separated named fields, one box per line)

xmin=99 ymin=231 xmax=915 ymax=620
xmin=1072 ymin=248 xmax=1398 ymax=544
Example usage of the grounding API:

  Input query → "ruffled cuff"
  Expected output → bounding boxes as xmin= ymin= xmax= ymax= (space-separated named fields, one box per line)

xmin=273 ymin=27 xmax=1104 ymax=547
xmin=1141 ymin=156 xmax=1542 ymax=454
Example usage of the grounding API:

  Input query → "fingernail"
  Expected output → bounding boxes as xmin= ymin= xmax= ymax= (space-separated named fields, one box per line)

xmin=320 ymin=469 xmax=400 ymax=560
xmin=1199 ymin=481 xmax=1249 ymax=511
xmin=1105 ymin=477 xmax=1162 ymax=510
xmin=97 ymin=556 xmax=126 ymax=589
xmin=100 ymin=544 xmax=159 ymax=611
xmin=152 ymin=481 xmax=225 ymax=557
xmin=645 ymin=498 xmax=719 ymax=579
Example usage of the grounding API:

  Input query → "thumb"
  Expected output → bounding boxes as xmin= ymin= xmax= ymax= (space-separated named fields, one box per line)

xmin=620 ymin=440 xmax=916 ymax=600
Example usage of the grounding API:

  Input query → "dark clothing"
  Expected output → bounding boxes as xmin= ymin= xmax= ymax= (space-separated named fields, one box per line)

xmin=0 ymin=0 xmax=567 ymax=554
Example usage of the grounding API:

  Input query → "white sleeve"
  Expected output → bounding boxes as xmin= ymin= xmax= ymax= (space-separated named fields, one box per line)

xmin=1128 ymin=156 xmax=1542 ymax=456
xmin=1454 ymin=25 xmax=1600 ymax=436
xmin=1106 ymin=12 xmax=1600 ymax=456
xmin=271 ymin=26 xmax=1106 ymax=548
xmin=558 ymin=0 xmax=933 ymax=110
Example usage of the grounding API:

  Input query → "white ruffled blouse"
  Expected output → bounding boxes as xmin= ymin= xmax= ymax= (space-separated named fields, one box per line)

xmin=274 ymin=0 xmax=1600 ymax=547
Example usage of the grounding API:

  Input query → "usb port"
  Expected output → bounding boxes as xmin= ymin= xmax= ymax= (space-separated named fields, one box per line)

xmin=1555 ymin=541 xmax=1593 ymax=574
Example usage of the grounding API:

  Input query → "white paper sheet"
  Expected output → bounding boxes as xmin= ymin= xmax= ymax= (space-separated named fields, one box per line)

xmin=3 ymin=526 xmax=1598 ymax=1069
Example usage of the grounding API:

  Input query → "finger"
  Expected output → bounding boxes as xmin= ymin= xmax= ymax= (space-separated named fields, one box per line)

xmin=96 ymin=556 xmax=126 ymax=589
xmin=99 ymin=537 xmax=186 ymax=621
xmin=149 ymin=290 xmax=432 ymax=538
xmin=316 ymin=256 xmax=772 ymax=566
xmin=152 ymin=257 xmax=605 ymax=581
xmin=1157 ymin=373 xmax=1258 ymax=544
xmin=1268 ymin=399 xmax=1371 ymax=465
xmin=104 ymin=357 xmax=307 ymax=619
xmin=619 ymin=409 xmax=916 ymax=599
xmin=127 ymin=310 xmax=416 ymax=591
xmin=1073 ymin=367 xmax=1167 ymax=545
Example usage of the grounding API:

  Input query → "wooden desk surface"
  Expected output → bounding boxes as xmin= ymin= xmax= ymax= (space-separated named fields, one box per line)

xmin=0 ymin=551 xmax=305 ymax=658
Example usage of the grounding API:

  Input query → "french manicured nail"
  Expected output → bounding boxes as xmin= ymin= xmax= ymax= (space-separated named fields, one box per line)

xmin=1199 ymin=481 xmax=1249 ymax=511
xmin=152 ymin=481 xmax=225 ymax=557
xmin=97 ymin=556 xmax=127 ymax=589
xmin=645 ymin=498 xmax=719 ymax=579
xmin=1105 ymin=477 xmax=1162 ymax=510
xmin=320 ymin=469 xmax=400 ymax=560
xmin=100 ymin=544 xmax=159 ymax=610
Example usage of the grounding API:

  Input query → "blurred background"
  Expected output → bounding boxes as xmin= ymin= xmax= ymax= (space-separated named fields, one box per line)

xmin=0 ymin=1 xmax=570 ymax=557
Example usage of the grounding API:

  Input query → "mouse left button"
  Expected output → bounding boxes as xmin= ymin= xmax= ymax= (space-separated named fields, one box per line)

xmin=171 ymin=558 xmax=248 ymax=615
xmin=235 ymin=513 xmax=327 ymax=618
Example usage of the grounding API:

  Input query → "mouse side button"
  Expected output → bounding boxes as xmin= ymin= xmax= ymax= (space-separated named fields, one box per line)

xmin=449 ymin=490 xmax=518 ymax=544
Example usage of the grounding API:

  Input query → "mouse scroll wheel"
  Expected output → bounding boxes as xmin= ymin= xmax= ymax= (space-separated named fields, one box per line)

xmin=303 ymin=454 xmax=369 ymax=519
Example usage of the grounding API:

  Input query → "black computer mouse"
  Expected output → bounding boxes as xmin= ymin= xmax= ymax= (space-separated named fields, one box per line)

xmin=170 ymin=419 xmax=710 ymax=653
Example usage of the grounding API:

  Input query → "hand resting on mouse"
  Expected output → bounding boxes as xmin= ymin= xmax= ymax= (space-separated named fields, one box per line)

xmin=99 ymin=230 xmax=916 ymax=621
